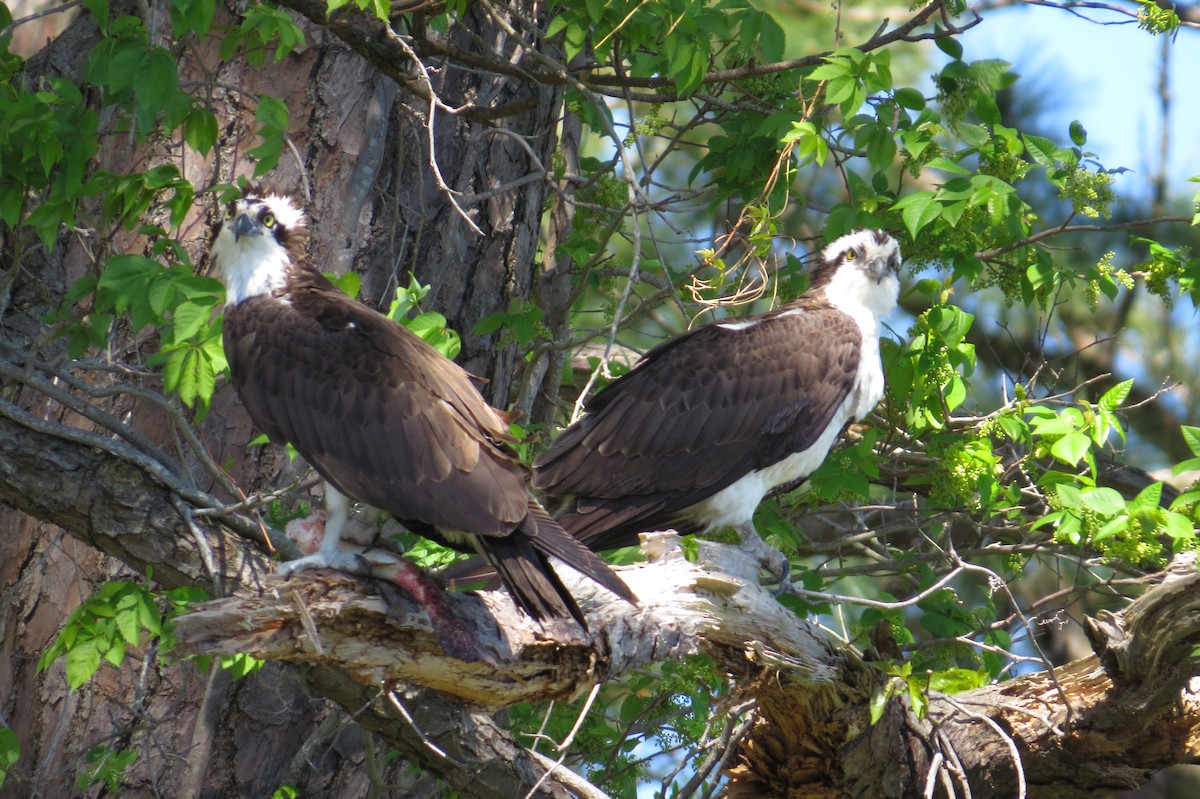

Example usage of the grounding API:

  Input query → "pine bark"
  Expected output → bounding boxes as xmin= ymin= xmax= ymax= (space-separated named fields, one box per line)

xmin=1 ymin=1 xmax=564 ymax=796
xmin=4 ymin=3 xmax=1200 ymax=799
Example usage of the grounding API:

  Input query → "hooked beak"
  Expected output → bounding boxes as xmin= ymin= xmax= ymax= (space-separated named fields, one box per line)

xmin=866 ymin=256 xmax=895 ymax=283
xmin=231 ymin=213 xmax=259 ymax=241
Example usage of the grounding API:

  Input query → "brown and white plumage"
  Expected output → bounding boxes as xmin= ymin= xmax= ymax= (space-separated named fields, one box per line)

xmin=534 ymin=230 xmax=902 ymax=578
xmin=212 ymin=192 xmax=633 ymax=626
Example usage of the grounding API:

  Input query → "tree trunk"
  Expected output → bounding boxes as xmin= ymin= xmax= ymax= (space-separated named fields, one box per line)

xmin=1 ymin=1 xmax=563 ymax=796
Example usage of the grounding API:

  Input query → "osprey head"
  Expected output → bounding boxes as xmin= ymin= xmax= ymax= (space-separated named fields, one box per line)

xmin=211 ymin=192 xmax=308 ymax=306
xmin=814 ymin=229 xmax=902 ymax=318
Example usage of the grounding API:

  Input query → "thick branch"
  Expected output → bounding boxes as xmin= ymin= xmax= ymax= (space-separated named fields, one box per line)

xmin=172 ymin=537 xmax=838 ymax=706
xmin=734 ymin=553 xmax=1200 ymax=799
xmin=267 ymin=0 xmax=964 ymax=113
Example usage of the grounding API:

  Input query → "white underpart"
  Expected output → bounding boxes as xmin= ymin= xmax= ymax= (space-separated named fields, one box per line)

xmin=212 ymin=223 xmax=293 ymax=306
xmin=691 ymin=241 xmax=900 ymax=532
xmin=690 ymin=396 xmax=857 ymax=530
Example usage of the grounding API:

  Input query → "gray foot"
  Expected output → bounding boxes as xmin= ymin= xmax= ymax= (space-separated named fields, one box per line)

xmin=277 ymin=550 xmax=372 ymax=577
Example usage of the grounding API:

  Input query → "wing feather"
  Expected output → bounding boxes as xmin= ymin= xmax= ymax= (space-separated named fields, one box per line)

xmin=535 ymin=306 xmax=862 ymax=520
xmin=225 ymin=290 xmax=529 ymax=537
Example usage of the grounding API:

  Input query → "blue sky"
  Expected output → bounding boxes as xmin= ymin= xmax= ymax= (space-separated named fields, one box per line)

xmin=959 ymin=5 xmax=1200 ymax=202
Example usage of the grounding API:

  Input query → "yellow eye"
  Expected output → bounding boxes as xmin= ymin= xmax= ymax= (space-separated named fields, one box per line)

xmin=262 ymin=212 xmax=276 ymax=228
xmin=845 ymin=250 xmax=857 ymax=261
xmin=224 ymin=206 xmax=235 ymax=220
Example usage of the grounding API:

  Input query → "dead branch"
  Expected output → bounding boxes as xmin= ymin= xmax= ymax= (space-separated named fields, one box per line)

xmin=172 ymin=536 xmax=838 ymax=707
xmin=172 ymin=530 xmax=1200 ymax=798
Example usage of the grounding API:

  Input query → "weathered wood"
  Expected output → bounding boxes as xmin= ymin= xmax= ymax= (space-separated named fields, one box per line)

xmin=732 ymin=554 xmax=1200 ymax=799
xmin=172 ymin=536 xmax=837 ymax=706
xmin=172 ymin=529 xmax=1200 ymax=799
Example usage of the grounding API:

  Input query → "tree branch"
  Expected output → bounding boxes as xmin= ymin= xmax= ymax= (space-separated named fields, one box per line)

xmin=172 ymin=537 xmax=837 ymax=706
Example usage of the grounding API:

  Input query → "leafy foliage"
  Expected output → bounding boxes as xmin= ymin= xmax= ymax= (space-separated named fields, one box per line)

xmin=386 ymin=275 xmax=463 ymax=359
xmin=37 ymin=579 xmax=206 ymax=690
xmin=79 ymin=745 xmax=138 ymax=793
xmin=0 ymin=727 xmax=17 ymax=790
xmin=5 ymin=0 xmax=1200 ymax=793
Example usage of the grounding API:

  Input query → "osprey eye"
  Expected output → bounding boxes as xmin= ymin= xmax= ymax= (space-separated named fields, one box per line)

xmin=262 ymin=212 xmax=276 ymax=228
xmin=845 ymin=251 xmax=857 ymax=261
xmin=224 ymin=206 xmax=235 ymax=220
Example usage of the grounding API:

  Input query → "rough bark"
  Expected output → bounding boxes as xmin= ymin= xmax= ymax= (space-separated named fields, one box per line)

xmin=173 ymin=528 xmax=1200 ymax=799
xmin=1 ymin=1 xmax=566 ymax=795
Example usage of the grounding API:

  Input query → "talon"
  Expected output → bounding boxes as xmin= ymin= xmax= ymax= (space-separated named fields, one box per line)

xmin=760 ymin=553 xmax=791 ymax=586
xmin=349 ymin=552 xmax=374 ymax=577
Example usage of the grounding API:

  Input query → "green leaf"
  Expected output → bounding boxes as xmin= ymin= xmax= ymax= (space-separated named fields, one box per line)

xmin=926 ymin=156 xmax=971 ymax=176
xmin=758 ymin=12 xmax=785 ymax=63
xmin=82 ymin=0 xmax=111 ymax=33
xmin=1080 ymin=487 xmax=1126 ymax=516
xmin=1051 ymin=432 xmax=1092 ymax=466
xmin=114 ymin=601 xmax=141 ymax=647
xmin=1093 ymin=514 xmax=1128 ymax=542
xmin=248 ymin=96 xmax=288 ymax=175
xmin=102 ymin=638 xmax=126 ymax=667
xmin=1181 ymin=425 xmax=1200 ymax=457
xmin=894 ymin=87 xmax=925 ymax=110
xmin=169 ymin=0 xmax=215 ymax=37
xmin=1130 ymin=481 xmax=1163 ymax=512
xmin=184 ymin=106 xmax=218 ymax=156
xmin=65 ymin=639 xmax=102 ymax=690
xmin=892 ymin=191 xmax=940 ymax=239
xmin=1162 ymin=511 xmax=1195 ymax=540
xmin=0 ymin=726 xmax=18 ymax=789
xmin=1022 ymin=134 xmax=1060 ymax=169
xmin=935 ymin=33 xmax=963 ymax=60
xmin=996 ymin=414 xmax=1029 ymax=444
xmin=170 ymin=299 xmax=215 ymax=342
xmin=906 ymin=678 xmax=929 ymax=719
xmin=405 ymin=312 xmax=461 ymax=359
xmin=1099 ymin=378 xmax=1133 ymax=410
xmin=927 ymin=668 xmax=988 ymax=694
xmin=1069 ymin=119 xmax=1088 ymax=146
xmin=869 ymin=682 xmax=894 ymax=725
xmin=1169 ymin=489 xmax=1200 ymax=511
xmin=809 ymin=61 xmax=850 ymax=81
xmin=1055 ymin=482 xmax=1084 ymax=510
xmin=824 ymin=76 xmax=857 ymax=105
xmin=97 ymin=255 xmax=164 ymax=332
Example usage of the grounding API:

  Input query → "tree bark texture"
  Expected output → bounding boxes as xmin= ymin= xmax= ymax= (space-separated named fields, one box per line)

xmin=171 ymin=526 xmax=1200 ymax=799
xmin=1 ymin=1 xmax=567 ymax=796
xmin=4 ymin=3 xmax=1200 ymax=799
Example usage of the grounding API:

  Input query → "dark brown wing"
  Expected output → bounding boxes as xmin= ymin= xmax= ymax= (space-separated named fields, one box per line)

xmin=224 ymin=276 xmax=634 ymax=622
xmin=225 ymin=289 xmax=529 ymax=535
xmin=534 ymin=304 xmax=862 ymax=549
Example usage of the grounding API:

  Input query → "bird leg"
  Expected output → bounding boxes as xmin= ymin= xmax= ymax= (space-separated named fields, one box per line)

xmin=734 ymin=521 xmax=790 ymax=585
xmin=277 ymin=482 xmax=373 ymax=576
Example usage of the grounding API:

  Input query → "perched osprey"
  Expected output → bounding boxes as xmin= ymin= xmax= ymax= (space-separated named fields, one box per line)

xmin=534 ymin=229 xmax=902 ymax=579
xmin=211 ymin=191 xmax=633 ymax=627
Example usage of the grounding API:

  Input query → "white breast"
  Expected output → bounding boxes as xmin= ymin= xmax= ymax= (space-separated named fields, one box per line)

xmin=688 ymin=301 xmax=890 ymax=530
xmin=212 ymin=230 xmax=292 ymax=306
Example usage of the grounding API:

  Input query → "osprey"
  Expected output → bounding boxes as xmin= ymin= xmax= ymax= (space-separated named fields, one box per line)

xmin=211 ymin=191 xmax=633 ymax=627
xmin=534 ymin=229 xmax=902 ymax=579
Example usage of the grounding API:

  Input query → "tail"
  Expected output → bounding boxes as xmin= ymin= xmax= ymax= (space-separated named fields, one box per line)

xmin=476 ymin=500 xmax=637 ymax=629
xmin=552 ymin=494 xmax=698 ymax=553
